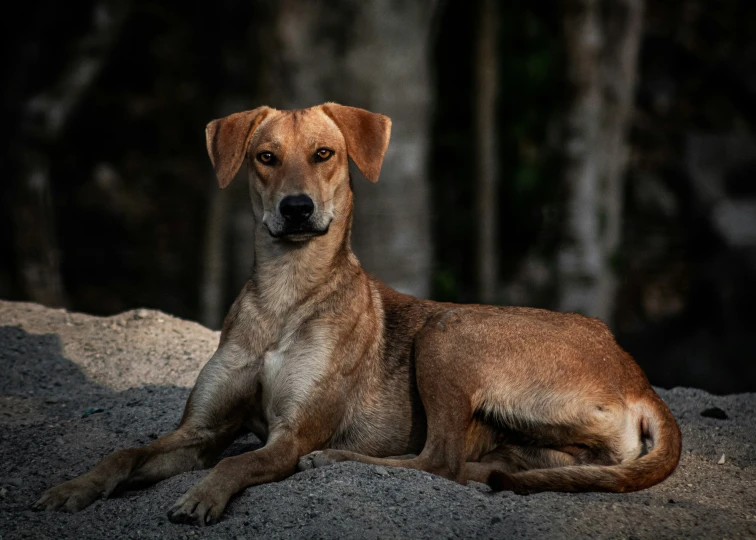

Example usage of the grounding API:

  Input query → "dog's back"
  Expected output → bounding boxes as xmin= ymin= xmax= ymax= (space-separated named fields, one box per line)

xmin=36 ymin=104 xmax=681 ymax=527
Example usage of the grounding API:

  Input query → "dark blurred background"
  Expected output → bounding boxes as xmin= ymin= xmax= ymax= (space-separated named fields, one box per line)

xmin=2 ymin=0 xmax=755 ymax=393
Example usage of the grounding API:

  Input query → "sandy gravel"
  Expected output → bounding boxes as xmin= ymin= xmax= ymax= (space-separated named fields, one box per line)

xmin=0 ymin=300 xmax=754 ymax=539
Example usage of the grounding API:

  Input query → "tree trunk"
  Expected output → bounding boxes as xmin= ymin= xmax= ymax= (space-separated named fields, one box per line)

xmin=12 ymin=158 xmax=67 ymax=308
xmin=557 ymin=0 xmax=643 ymax=323
xmin=475 ymin=0 xmax=499 ymax=303
xmin=597 ymin=0 xmax=644 ymax=320
xmin=11 ymin=0 xmax=129 ymax=307
xmin=199 ymin=187 xmax=228 ymax=328
xmin=258 ymin=0 xmax=438 ymax=298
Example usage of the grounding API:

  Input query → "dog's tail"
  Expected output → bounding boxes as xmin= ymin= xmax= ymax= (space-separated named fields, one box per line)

xmin=488 ymin=395 xmax=682 ymax=493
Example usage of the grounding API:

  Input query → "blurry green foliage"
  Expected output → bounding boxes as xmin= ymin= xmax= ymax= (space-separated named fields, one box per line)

xmin=430 ymin=0 xmax=563 ymax=303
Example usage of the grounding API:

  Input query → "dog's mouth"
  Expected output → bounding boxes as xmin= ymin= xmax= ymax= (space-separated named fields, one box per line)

xmin=267 ymin=223 xmax=330 ymax=242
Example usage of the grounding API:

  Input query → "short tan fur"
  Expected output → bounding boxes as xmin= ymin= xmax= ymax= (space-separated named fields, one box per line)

xmin=35 ymin=103 xmax=681 ymax=526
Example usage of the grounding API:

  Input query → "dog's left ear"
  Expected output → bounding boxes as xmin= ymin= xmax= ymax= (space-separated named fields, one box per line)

xmin=321 ymin=103 xmax=391 ymax=183
xmin=205 ymin=106 xmax=272 ymax=189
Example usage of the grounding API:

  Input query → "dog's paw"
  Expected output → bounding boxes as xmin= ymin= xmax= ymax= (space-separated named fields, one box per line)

xmin=487 ymin=470 xmax=531 ymax=494
xmin=297 ymin=450 xmax=345 ymax=472
xmin=33 ymin=478 xmax=103 ymax=512
xmin=167 ymin=478 xmax=231 ymax=527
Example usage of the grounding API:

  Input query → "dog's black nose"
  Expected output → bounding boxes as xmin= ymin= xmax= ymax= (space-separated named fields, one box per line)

xmin=279 ymin=195 xmax=314 ymax=224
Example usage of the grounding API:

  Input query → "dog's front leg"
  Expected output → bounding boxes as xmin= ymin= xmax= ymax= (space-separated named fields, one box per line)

xmin=34 ymin=343 xmax=257 ymax=513
xmin=167 ymin=427 xmax=301 ymax=526
xmin=34 ymin=426 xmax=233 ymax=513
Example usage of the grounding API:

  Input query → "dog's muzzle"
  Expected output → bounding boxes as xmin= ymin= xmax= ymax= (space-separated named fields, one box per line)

xmin=267 ymin=194 xmax=330 ymax=240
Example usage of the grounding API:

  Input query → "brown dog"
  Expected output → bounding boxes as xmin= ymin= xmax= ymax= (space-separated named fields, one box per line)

xmin=35 ymin=103 xmax=681 ymax=526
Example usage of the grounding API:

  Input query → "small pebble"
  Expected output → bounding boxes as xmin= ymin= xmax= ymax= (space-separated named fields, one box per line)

xmin=81 ymin=407 xmax=105 ymax=418
xmin=700 ymin=407 xmax=728 ymax=420
xmin=374 ymin=466 xmax=389 ymax=476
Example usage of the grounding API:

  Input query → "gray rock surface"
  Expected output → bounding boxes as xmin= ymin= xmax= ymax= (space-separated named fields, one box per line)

xmin=0 ymin=300 xmax=754 ymax=539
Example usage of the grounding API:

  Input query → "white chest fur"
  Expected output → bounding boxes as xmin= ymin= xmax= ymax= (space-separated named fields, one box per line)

xmin=260 ymin=325 xmax=334 ymax=423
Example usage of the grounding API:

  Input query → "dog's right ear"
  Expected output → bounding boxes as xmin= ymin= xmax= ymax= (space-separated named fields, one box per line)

xmin=205 ymin=106 xmax=272 ymax=189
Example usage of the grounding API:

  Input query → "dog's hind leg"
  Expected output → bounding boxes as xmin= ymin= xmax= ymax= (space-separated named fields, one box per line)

xmin=297 ymin=389 xmax=472 ymax=481
xmin=463 ymin=445 xmax=581 ymax=484
xmin=298 ymin=418 xmax=470 ymax=482
xmin=298 ymin=327 xmax=477 ymax=482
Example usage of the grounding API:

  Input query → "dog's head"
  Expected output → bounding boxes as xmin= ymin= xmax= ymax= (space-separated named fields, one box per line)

xmin=205 ymin=103 xmax=391 ymax=242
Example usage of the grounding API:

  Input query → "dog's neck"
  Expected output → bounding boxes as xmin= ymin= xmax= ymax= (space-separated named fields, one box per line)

xmin=249 ymin=189 xmax=359 ymax=318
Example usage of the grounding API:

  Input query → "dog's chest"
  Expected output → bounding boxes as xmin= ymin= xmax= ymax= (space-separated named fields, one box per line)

xmin=259 ymin=328 xmax=333 ymax=421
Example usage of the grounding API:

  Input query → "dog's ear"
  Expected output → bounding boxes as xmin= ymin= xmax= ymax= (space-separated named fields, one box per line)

xmin=321 ymin=103 xmax=391 ymax=183
xmin=205 ymin=106 xmax=272 ymax=189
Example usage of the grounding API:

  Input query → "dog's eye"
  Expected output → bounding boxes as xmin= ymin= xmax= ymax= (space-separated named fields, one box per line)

xmin=257 ymin=152 xmax=277 ymax=165
xmin=314 ymin=148 xmax=333 ymax=162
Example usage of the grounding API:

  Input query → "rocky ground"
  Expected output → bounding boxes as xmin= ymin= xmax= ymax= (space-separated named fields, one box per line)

xmin=0 ymin=300 xmax=754 ymax=539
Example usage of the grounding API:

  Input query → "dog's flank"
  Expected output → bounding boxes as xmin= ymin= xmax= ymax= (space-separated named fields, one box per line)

xmin=35 ymin=103 xmax=681 ymax=526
